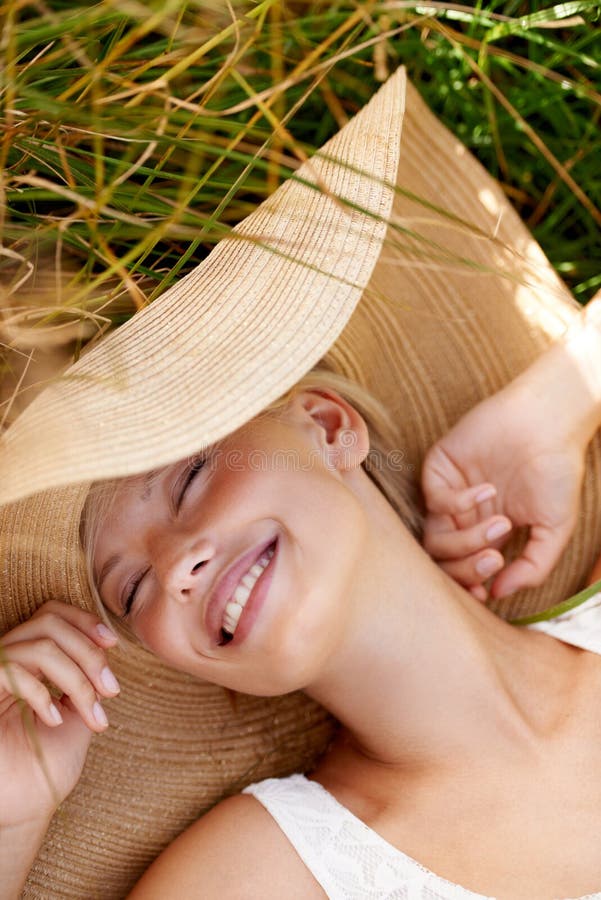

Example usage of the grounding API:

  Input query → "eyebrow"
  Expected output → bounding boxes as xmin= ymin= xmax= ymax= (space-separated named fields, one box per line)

xmin=140 ymin=467 xmax=162 ymax=501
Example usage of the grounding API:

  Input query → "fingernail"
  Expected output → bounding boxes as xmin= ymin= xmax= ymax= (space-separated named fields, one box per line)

xmin=49 ymin=703 xmax=63 ymax=725
xmin=96 ymin=623 xmax=117 ymax=641
xmin=93 ymin=701 xmax=109 ymax=728
xmin=476 ymin=556 xmax=501 ymax=578
xmin=100 ymin=666 xmax=120 ymax=694
xmin=486 ymin=520 xmax=511 ymax=542
xmin=475 ymin=486 xmax=496 ymax=503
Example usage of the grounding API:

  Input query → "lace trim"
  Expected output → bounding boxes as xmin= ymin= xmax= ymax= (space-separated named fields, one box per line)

xmin=244 ymin=774 xmax=494 ymax=899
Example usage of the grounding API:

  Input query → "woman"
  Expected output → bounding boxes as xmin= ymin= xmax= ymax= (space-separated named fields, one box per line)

xmin=4 ymin=293 xmax=601 ymax=898
xmin=2 ymin=70 xmax=600 ymax=898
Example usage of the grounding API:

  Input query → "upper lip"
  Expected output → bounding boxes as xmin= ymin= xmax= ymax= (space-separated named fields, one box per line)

xmin=206 ymin=536 xmax=276 ymax=644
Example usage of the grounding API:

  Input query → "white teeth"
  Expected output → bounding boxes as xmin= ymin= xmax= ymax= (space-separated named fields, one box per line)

xmin=224 ymin=602 xmax=243 ymax=630
xmin=225 ymin=601 xmax=242 ymax=619
xmin=233 ymin=581 xmax=252 ymax=604
xmin=221 ymin=545 xmax=275 ymax=638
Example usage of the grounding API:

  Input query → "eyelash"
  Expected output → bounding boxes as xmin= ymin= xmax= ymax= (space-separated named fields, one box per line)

xmin=122 ymin=455 xmax=208 ymax=618
xmin=124 ymin=574 xmax=143 ymax=618
xmin=177 ymin=454 xmax=207 ymax=509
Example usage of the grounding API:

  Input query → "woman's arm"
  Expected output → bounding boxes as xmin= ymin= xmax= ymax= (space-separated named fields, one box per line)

xmin=422 ymin=292 xmax=601 ymax=600
xmin=1 ymin=820 xmax=52 ymax=900
xmin=127 ymin=794 xmax=323 ymax=899
xmin=0 ymin=602 xmax=119 ymax=898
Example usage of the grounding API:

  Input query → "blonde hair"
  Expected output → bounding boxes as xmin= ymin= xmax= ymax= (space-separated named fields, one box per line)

xmin=80 ymin=363 xmax=421 ymax=634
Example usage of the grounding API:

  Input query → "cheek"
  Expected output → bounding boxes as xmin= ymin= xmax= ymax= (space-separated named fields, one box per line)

xmin=286 ymin=464 xmax=367 ymax=577
xmin=252 ymin=474 xmax=367 ymax=691
xmin=132 ymin=603 xmax=186 ymax=665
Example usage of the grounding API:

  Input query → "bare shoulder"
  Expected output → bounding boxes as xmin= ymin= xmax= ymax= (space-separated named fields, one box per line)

xmin=127 ymin=792 xmax=326 ymax=900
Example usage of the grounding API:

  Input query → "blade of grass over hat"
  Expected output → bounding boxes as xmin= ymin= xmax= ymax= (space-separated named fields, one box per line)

xmin=2 ymin=66 xmax=601 ymax=898
xmin=0 ymin=70 xmax=406 ymax=504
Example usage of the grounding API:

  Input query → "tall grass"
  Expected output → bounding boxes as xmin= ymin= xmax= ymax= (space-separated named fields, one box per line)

xmin=0 ymin=0 xmax=600 ymax=419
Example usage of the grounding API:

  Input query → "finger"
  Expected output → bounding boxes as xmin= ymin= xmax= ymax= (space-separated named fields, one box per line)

xmin=0 ymin=660 xmax=64 ymax=729
xmin=424 ymin=515 xmax=512 ymax=561
xmin=439 ymin=549 xmax=505 ymax=589
xmin=34 ymin=600 xmax=119 ymax=646
xmin=4 ymin=640 xmax=110 ymax=733
xmin=1 ymin=616 xmax=120 ymax=699
xmin=490 ymin=523 xmax=573 ymax=598
xmin=4 ymin=601 xmax=118 ymax=650
xmin=423 ymin=481 xmax=498 ymax=519
xmin=469 ymin=584 xmax=489 ymax=603
xmin=39 ymin=695 xmax=94 ymax=772
xmin=55 ymin=693 xmax=96 ymax=739
xmin=422 ymin=444 xmax=495 ymax=513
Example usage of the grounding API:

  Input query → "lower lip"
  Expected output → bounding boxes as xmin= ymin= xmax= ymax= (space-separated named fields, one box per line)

xmin=228 ymin=538 xmax=278 ymax=646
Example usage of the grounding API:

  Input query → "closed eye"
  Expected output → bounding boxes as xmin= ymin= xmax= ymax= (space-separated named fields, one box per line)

xmin=123 ymin=569 xmax=148 ymax=618
xmin=121 ymin=454 xmax=210 ymax=616
xmin=176 ymin=453 xmax=208 ymax=511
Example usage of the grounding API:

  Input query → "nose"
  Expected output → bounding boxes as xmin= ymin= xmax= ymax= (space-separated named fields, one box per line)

xmin=157 ymin=537 xmax=215 ymax=603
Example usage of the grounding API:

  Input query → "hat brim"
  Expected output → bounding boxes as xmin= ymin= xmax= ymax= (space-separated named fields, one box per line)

xmin=0 ymin=69 xmax=407 ymax=505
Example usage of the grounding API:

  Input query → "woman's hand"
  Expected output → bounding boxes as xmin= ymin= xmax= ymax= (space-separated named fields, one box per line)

xmin=422 ymin=379 xmax=585 ymax=600
xmin=422 ymin=306 xmax=601 ymax=600
xmin=0 ymin=601 xmax=119 ymax=830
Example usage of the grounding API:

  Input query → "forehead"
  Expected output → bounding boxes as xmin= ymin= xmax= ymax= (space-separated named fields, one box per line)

xmin=91 ymin=466 xmax=168 ymax=538
xmin=88 ymin=467 xmax=167 ymax=567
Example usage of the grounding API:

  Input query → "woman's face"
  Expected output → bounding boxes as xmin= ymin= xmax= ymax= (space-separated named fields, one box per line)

xmin=93 ymin=389 xmax=371 ymax=695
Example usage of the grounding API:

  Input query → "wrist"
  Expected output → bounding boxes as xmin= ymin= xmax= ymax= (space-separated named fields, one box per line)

xmin=0 ymin=818 xmax=50 ymax=900
xmin=562 ymin=307 xmax=601 ymax=444
xmin=514 ymin=314 xmax=601 ymax=449
xmin=2 ymin=814 xmax=52 ymax=838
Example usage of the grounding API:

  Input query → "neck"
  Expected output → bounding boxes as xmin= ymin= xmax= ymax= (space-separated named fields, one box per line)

xmin=305 ymin=478 xmax=583 ymax=772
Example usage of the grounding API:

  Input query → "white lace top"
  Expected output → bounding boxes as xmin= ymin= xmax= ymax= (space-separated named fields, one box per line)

xmin=243 ymin=592 xmax=601 ymax=900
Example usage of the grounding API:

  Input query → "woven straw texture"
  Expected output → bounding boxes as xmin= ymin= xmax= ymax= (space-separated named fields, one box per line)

xmin=0 ymin=69 xmax=600 ymax=898
xmin=0 ymin=71 xmax=404 ymax=504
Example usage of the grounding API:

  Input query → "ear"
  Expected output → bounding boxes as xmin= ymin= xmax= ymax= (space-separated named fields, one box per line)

xmin=290 ymin=388 xmax=370 ymax=471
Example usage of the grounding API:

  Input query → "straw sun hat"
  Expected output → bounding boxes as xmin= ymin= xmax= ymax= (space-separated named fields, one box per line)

xmin=2 ymin=67 xmax=601 ymax=898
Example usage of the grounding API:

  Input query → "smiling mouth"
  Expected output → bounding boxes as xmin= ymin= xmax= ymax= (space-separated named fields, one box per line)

xmin=219 ymin=539 xmax=277 ymax=646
